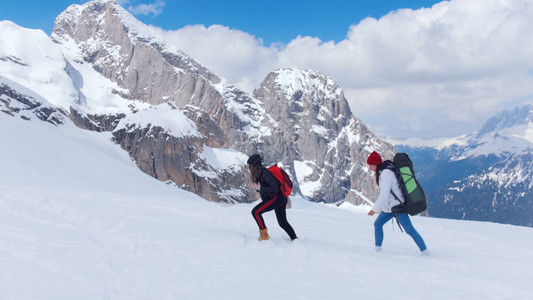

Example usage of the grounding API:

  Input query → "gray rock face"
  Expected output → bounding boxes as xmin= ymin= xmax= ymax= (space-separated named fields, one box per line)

xmin=50 ymin=0 xmax=394 ymax=204
xmin=69 ymin=108 xmax=124 ymax=132
xmin=253 ymin=69 xmax=395 ymax=203
xmin=112 ymin=122 xmax=255 ymax=203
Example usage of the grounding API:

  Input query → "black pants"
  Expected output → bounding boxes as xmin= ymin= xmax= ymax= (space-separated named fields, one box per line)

xmin=251 ymin=193 xmax=297 ymax=240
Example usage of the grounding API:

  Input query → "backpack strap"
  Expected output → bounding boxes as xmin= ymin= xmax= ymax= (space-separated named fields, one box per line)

xmin=392 ymin=215 xmax=404 ymax=233
xmin=390 ymin=190 xmax=405 ymax=233
xmin=390 ymin=190 xmax=402 ymax=204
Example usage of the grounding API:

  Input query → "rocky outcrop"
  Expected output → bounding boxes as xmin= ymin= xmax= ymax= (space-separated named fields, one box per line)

xmin=0 ymin=81 xmax=67 ymax=126
xmin=112 ymin=122 xmax=254 ymax=203
xmin=69 ymin=108 xmax=125 ymax=132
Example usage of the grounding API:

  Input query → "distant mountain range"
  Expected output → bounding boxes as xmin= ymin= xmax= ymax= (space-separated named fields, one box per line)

xmin=394 ymin=103 xmax=533 ymax=226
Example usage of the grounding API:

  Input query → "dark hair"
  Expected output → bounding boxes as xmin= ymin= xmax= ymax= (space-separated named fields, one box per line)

xmin=247 ymin=154 xmax=262 ymax=168
xmin=249 ymin=164 xmax=259 ymax=183
xmin=374 ymin=163 xmax=383 ymax=186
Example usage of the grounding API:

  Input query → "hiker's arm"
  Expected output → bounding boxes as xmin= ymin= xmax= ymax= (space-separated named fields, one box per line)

xmin=371 ymin=170 xmax=394 ymax=213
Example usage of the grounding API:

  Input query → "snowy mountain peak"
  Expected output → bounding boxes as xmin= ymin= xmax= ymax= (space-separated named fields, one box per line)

xmin=54 ymin=0 xmax=150 ymax=48
xmin=393 ymin=102 xmax=533 ymax=158
xmin=478 ymin=102 xmax=533 ymax=137
xmin=52 ymin=0 xmax=219 ymax=88
xmin=255 ymin=67 xmax=354 ymax=132
xmin=269 ymin=68 xmax=343 ymax=102
xmin=255 ymin=67 xmax=353 ymax=125
xmin=463 ymin=102 xmax=533 ymax=157
xmin=54 ymin=0 xmax=146 ymax=40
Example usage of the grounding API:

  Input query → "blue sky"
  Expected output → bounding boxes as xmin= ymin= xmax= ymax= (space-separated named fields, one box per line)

xmin=2 ymin=0 xmax=441 ymax=45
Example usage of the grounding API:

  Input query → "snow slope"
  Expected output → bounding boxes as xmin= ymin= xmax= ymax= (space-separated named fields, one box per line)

xmin=1 ymin=110 xmax=533 ymax=299
xmin=0 ymin=21 xmax=78 ymax=109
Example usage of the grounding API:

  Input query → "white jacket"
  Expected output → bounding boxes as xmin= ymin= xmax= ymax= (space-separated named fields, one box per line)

xmin=371 ymin=168 xmax=405 ymax=213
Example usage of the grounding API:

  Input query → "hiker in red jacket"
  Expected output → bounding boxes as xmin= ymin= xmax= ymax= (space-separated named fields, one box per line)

xmin=247 ymin=154 xmax=298 ymax=241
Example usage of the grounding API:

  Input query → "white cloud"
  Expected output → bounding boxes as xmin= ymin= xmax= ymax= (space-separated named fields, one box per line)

xmin=122 ymin=0 xmax=165 ymax=16
xmin=155 ymin=0 xmax=533 ymax=139
xmin=153 ymin=24 xmax=281 ymax=93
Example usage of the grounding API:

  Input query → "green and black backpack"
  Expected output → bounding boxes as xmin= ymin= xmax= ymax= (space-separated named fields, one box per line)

xmin=389 ymin=153 xmax=427 ymax=216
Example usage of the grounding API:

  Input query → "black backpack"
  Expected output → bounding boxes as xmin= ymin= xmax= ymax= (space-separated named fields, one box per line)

xmin=389 ymin=153 xmax=427 ymax=216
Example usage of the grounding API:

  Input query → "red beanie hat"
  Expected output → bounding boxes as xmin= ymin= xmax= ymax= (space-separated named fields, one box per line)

xmin=367 ymin=151 xmax=382 ymax=165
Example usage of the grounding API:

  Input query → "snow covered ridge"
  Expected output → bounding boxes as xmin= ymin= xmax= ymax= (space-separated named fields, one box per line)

xmin=465 ymin=102 xmax=533 ymax=156
xmin=390 ymin=102 xmax=533 ymax=158
xmin=114 ymin=103 xmax=203 ymax=139
xmin=1 ymin=12 xmax=253 ymax=203
xmin=0 ymin=21 xmax=78 ymax=109
xmin=0 ymin=76 xmax=67 ymax=126
xmin=386 ymin=134 xmax=469 ymax=150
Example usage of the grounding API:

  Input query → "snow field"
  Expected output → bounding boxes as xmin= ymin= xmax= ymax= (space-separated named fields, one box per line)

xmin=1 ymin=186 xmax=533 ymax=299
xmin=2 ymin=108 xmax=533 ymax=299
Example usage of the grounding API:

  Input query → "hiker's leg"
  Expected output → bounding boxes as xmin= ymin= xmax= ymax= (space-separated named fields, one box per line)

xmin=374 ymin=212 xmax=393 ymax=247
xmin=396 ymin=213 xmax=427 ymax=251
xmin=274 ymin=197 xmax=297 ymax=240
xmin=251 ymin=195 xmax=277 ymax=230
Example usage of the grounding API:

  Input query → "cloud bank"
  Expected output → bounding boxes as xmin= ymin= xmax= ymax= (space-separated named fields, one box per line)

xmin=151 ymin=0 xmax=533 ymax=139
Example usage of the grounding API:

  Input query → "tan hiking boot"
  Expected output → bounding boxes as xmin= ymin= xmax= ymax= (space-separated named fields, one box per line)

xmin=258 ymin=228 xmax=270 ymax=241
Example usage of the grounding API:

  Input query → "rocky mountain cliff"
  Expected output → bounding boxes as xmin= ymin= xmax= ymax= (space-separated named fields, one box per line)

xmin=1 ymin=0 xmax=393 ymax=204
xmin=253 ymin=69 xmax=393 ymax=203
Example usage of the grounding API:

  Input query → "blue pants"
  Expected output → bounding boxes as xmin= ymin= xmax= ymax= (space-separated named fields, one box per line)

xmin=374 ymin=212 xmax=427 ymax=251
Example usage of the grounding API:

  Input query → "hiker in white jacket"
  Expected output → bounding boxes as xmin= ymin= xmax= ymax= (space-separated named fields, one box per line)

xmin=370 ymin=165 xmax=404 ymax=214
xmin=366 ymin=151 xmax=429 ymax=256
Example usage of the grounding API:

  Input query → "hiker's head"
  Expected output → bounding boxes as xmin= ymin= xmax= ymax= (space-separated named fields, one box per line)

xmin=247 ymin=154 xmax=263 ymax=183
xmin=367 ymin=151 xmax=382 ymax=185
xmin=247 ymin=154 xmax=263 ymax=168
xmin=367 ymin=151 xmax=382 ymax=171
